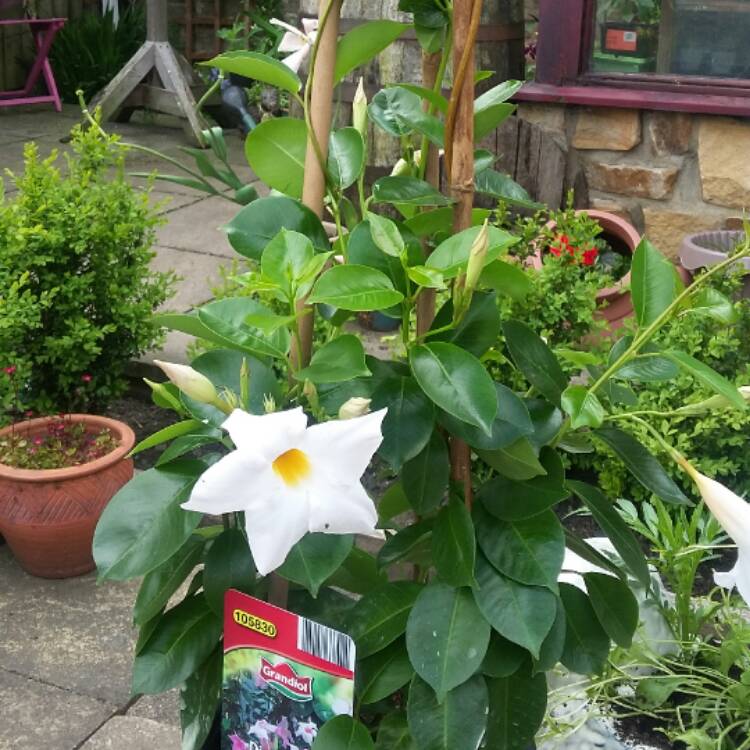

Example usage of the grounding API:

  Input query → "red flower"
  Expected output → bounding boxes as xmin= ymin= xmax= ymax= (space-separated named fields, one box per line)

xmin=549 ymin=245 xmax=562 ymax=257
xmin=3 ymin=365 xmax=16 ymax=376
xmin=81 ymin=373 xmax=93 ymax=383
xmin=33 ymin=437 xmax=44 ymax=446
xmin=582 ymin=248 xmax=599 ymax=266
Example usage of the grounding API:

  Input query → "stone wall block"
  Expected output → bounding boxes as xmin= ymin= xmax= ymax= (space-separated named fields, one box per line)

xmin=585 ymin=162 xmax=679 ymax=200
xmin=643 ymin=208 xmax=722 ymax=258
xmin=572 ymin=108 xmax=641 ymax=151
xmin=699 ymin=117 xmax=750 ymax=209
xmin=649 ymin=112 xmax=692 ymax=155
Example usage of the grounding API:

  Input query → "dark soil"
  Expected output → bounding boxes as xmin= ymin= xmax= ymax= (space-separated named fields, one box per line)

xmin=615 ymin=713 xmax=681 ymax=750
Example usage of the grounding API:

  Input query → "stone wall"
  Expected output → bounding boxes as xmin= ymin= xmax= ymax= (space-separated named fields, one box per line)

xmin=516 ymin=103 xmax=748 ymax=257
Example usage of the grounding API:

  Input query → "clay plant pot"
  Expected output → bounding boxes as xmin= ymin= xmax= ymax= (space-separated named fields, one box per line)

xmin=680 ymin=230 xmax=750 ymax=298
xmin=0 ymin=414 xmax=135 ymax=578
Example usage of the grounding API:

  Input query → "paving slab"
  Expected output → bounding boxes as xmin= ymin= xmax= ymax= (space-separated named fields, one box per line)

xmin=127 ymin=690 xmax=181 ymax=727
xmin=0 ymin=668 xmax=115 ymax=750
xmin=148 ymin=190 xmax=206 ymax=215
xmin=152 ymin=245 xmax=225 ymax=311
xmin=81 ymin=716 xmax=180 ymax=750
xmin=140 ymin=330 xmax=195 ymax=366
xmin=0 ymin=547 xmax=139 ymax=705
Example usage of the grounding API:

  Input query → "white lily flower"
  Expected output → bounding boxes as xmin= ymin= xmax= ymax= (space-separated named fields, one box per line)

xmin=270 ymin=17 xmax=318 ymax=73
xmin=684 ymin=464 xmax=750 ymax=606
xmin=182 ymin=407 xmax=387 ymax=575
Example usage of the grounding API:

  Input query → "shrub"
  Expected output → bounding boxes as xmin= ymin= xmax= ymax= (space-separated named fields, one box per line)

xmin=0 ymin=119 xmax=175 ymax=421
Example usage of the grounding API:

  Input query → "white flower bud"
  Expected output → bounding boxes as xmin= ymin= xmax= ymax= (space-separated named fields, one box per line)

xmin=338 ymin=397 xmax=372 ymax=420
xmin=153 ymin=360 xmax=217 ymax=404
xmin=676 ymin=385 xmax=750 ymax=416
xmin=353 ymin=77 xmax=368 ymax=139
xmin=464 ymin=221 xmax=490 ymax=295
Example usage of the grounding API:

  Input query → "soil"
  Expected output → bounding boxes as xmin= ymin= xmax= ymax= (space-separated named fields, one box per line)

xmin=615 ymin=713 xmax=681 ymax=750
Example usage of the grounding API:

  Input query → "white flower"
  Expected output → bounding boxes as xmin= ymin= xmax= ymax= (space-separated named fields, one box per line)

xmin=295 ymin=720 xmax=318 ymax=743
xmin=270 ymin=18 xmax=318 ymax=73
xmin=182 ymin=407 xmax=386 ymax=575
xmin=338 ymin=397 xmax=371 ymax=420
xmin=153 ymin=360 xmax=218 ymax=405
xmin=685 ymin=464 xmax=750 ymax=606
xmin=249 ymin=719 xmax=274 ymax=741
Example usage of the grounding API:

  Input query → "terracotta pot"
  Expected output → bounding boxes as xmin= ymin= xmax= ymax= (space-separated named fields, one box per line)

xmin=680 ymin=230 xmax=750 ymax=298
xmin=0 ymin=414 xmax=135 ymax=578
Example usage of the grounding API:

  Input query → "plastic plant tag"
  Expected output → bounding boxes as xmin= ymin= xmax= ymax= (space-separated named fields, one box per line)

xmin=222 ymin=589 xmax=356 ymax=749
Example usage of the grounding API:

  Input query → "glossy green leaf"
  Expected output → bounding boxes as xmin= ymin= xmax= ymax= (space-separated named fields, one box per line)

xmin=485 ymin=670 xmax=547 ymax=750
xmin=369 ymin=86 xmax=424 ymax=137
xmin=425 ymin=225 xmax=516 ymax=279
xmin=404 ymin=207 xmax=490 ymax=238
xmin=94 ymin=460 xmax=205 ymax=581
xmin=630 ymin=238 xmax=681 ymax=327
xmin=394 ymin=82 xmax=448 ymax=114
xmin=593 ymin=427 xmax=690 ymax=505
xmin=295 ymin=335 xmax=371 ymax=383
xmin=534 ymin=597 xmax=566 ymax=673
xmin=567 ymin=480 xmax=651 ymax=588
xmin=473 ymin=554 xmax=557 ymax=659
xmin=203 ymin=528 xmax=256 ymax=616
xmin=401 ymin=431 xmax=449 ymax=514
xmin=245 ymin=117 xmax=306 ymax=198
xmin=432 ymin=498 xmax=476 ymax=588
xmin=312 ymin=715 xmax=375 ymax=750
xmin=664 ymin=349 xmax=747 ymax=409
xmin=474 ymin=80 xmax=524 ymax=110
xmin=326 ymin=547 xmax=387 ymax=596
xmin=180 ymin=645 xmax=222 ymax=750
xmin=687 ymin=287 xmax=738 ymax=325
xmin=406 ymin=584 xmax=490 ymax=698
xmin=278 ymin=533 xmax=354 ymax=597
xmin=584 ymin=572 xmax=639 ymax=649
xmin=308 ymin=265 xmax=404 ymax=311
xmin=407 ymin=265 xmax=445 ymax=289
xmin=378 ymin=521 xmax=433 ymax=570
xmin=133 ymin=595 xmax=222 ymax=694
xmin=481 ymin=634 xmax=528 ymax=678
xmin=224 ymin=196 xmax=330 ymax=260
xmin=407 ymin=675 xmax=488 ymax=750
xmin=347 ymin=582 xmax=423 ymax=658
xmin=260 ymin=228 xmax=315 ymax=297
xmin=359 ymin=639 xmax=415 ymax=705
xmin=329 ymin=127 xmax=365 ymax=189
xmin=155 ymin=429 xmax=223 ymax=468
xmin=564 ymin=531 xmax=628 ymax=583
xmin=372 ymin=176 xmax=453 ymax=207
xmin=375 ymin=712 xmax=416 ymax=750
xmin=368 ymin=211 xmax=405 ymax=257
xmin=430 ymin=291 xmax=500 ymax=357
xmin=475 ymin=504 xmax=564 ymax=592
xmin=334 ymin=20 xmax=409 ymax=83
xmin=475 ymin=169 xmax=542 ymax=210
xmin=202 ymin=50 xmax=301 ymax=93
xmin=477 ymin=437 xmax=546 ymax=481
xmin=129 ymin=419 xmax=203 ymax=456
xmin=559 ymin=583 xmax=610 ymax=675
xmin=479 ymin=259 xmax=533 ymax=301
xmin=414 ymin=21 xmax=445 ymax=53
xmin=474 ymin=103 xmax=515 ymax=141
xmin=378 ymin=482 xmax=412 ymax=523
xmin=410 ymin=343 xmax=498 ymax=434
xmin=613 ymin=353 xmax=680 ymax=382
xmin=561 ymin=385 xmax=606 ymax=429
xmin=133 ymin=536 xmax=205 ymax=626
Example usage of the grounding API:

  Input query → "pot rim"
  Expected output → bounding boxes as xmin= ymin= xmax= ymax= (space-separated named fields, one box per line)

xmin=0 ymin=414 xmax=136 ymax=482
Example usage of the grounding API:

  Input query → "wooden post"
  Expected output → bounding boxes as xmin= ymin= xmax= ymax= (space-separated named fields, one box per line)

xmin=449 ymin=0 xmax=483 ymax=507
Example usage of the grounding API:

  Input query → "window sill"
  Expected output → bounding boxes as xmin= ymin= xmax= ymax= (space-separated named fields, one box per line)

xmin=516 ymin=81 xmax=750 ymax=117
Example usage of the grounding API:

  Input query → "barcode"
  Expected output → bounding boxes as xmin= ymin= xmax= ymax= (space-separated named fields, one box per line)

xmin=297 ymin=617 xmax=355 ymax=672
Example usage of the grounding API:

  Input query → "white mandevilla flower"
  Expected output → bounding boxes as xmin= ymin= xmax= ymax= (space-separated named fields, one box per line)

xmin=153 ymin=360 xmax=217 ymax=404
xmin=338 ymin=397 xmax=371 ymax=420
xmin=270 ymin=18 xmax=318 ymax=73
xmin=182 ymin=407 xmax=387 ymax=575
xmin=685 ymin=463 xmax=750 ymax=606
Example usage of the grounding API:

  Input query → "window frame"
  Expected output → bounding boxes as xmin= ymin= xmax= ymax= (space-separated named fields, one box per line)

xmin=518 ymin=0 xmax=750 ymax=116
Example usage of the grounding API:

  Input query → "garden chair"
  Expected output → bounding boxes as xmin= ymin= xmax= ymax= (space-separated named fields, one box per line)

xmin=0 ymin=0 xmax=65 ymax=111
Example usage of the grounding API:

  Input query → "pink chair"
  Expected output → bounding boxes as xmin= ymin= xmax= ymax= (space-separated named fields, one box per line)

xmin=0 ymin=1 xmax=65 ymax=111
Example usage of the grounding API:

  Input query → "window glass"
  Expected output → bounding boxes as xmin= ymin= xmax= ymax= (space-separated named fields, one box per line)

xmin=590 ymin=1 xmax=750 ymax=80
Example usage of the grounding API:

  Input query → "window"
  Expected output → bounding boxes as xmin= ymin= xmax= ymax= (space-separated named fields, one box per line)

xmin=519 ymin=0 xmax=750 ymax=116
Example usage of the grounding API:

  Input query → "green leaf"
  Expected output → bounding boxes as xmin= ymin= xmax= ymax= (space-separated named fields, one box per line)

xmin=376 ymin=712 xmax=416 ymax=750
xmin=473 ymin=554 xmax=557 ymax=659
xmin=308 ymin=265 xmax=404 ymax=311
xmin=312 ymin=715 xmax=375 ymax=750
xmin=479 ymin=259 xmax=533 ymax=301
xmin=378 ymin=482 xmax=412 ymax=524
xmin=475 ymin=504 xmax=564 ymax=593
xmin=133 ymin=536 xmax=205 ymax=626
xmin=334 ymin=20 xmax=409 ymax=83
xmin=432 ymin=499 xmax=476 ymax=588
xmin=430 ymin=291 xmax=501 ymax=358
xmin=295 ymin=335 xmax=371 ymax=383
xmin=369 ymin=87 xmax=444 ymax=146
xmin=502 ymin=320 xmax=568 ymax=407
xmin=405 ymin=207 xmax=490 ymax=238
xmin=564 ymin=531 xmax=628 ymax=583
xmin=410 ymin=343 xmax=498 ymax=434
xmin=327 ymin=547 xmax=387 ymax=596
xmin=329 ymin=127 xmax=365 ymax=189
xmin=477 ymin=437 xmax=546 ymax=481
xmin=425 ymin=226 xmax=517 ymax=279
xmin=394 ymin=83 xmax=448 ymax=114
xmin=612 ymin=353 xmax=680 ymax=382
xmin=407 ymin=675 xmax=488 ymax=750
xmin=155 ymin=430 xmax=222 ymax=468
xmin=372 ymin=176 xmax=453 ymax=207
xmin=278 ymin=533 xmax=354 ymax=597
xmin=261 ymin=228 xmax=315 ymax=297
xmin=401 ymin=431 xmax=449 ymax=514
xmin=475 ymin=169 xmax=542 ymax=210
xmin=687 ymin=287 xmax=739 ymax=325
xmin=534 ymin=598 xmax=566 ymax=673
xmin=359 ymin=640 xmax=415 ymax=705
xmin=202 ymin=50 xmax=301 ymax=93
xmin=245 ymin=117 xmax=307 ymax=198
xmin=561 ymin=385 xmax=606 ymax=429
xmin=368 ymin=211 xmax=406 ymax=257
xmin=129 ymin=419 xmax=203 ymax=456
xmin=94 ymin=461 xmax=205 ymax=581
xmin=347 ymin=582 xmax=423 ymax=658
xmin=664 ymin=350 xmax=747 ymax=409
xmin=630 ymin=238 xmax=682 ymax=327
xmin=415 ymin=21 xmax=445 ymax=53
xmin=559 ymin=583 xmax=610 ymax=674
xmin=592 ymin=427 xmax=690 ymax=505
xmin=474 ymin=103 xmax=515 ymax=141
xmin=485 ymin=671 xmax=547 ymax=750
xmin=407 ymin=265 xmax=445 ymax=289
xmin=224 ymin=196 xmax=330 ymax=260
xmin=378 ymin=521 xmax=434 ymax=570
xmin=203 ymin=528 xmax=256 ymax=616
xmin=406 ymin=584 xmax=490 ymax=698
xmin=584 ymin=572 xmax=639 ymax=649
xmin=568 ymin=480 xmax=651 ymax=588
xmin=481 ymin=634 xmax=528 ymax=678
xmin=180 ymin=646 xmax=222 ymax=750
xmin=474 ymin=80 xmax=524 ymax=110
xmin=133 ymin=595 xmax=222 ymax=694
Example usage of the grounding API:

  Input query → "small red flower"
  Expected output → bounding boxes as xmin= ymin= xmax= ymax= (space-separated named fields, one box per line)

xmin=549 ymin=245 xmax=562 ymax=257
xmin=33 ymin=437 xmax=44 ymax=446
xmin=3 ymin=365 xmax=16 ymax=376
xmin=25 ymin=410 xmax=34 ymax=418
xmin=81 ymin=373 xmax=93 ymax=383
xmin=582 ymin=248 xmax=599 ymax=266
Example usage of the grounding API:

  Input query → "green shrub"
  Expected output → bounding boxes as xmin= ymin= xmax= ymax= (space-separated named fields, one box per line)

xmin=0 ymin=120 xmax=175 ymax=420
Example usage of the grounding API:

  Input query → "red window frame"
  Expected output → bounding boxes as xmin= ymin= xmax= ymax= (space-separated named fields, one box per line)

xmin=517 ymin=0 xmax=750 ymax=116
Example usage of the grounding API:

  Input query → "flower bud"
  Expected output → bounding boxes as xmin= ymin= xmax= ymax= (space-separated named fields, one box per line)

xmin=154 ymin=360 xmax=217 ymax=404
xmin=339 ymin=397 xmax=372 ymax=420
xmin=353 ymin=77 xmax=368 ymax=139
xmin=675 ymin=385 xmax=750 ymax=416
xmin=464 ymin=221 xmax=490 ymax=295
xmin=263 ymin=394 xmax=277 ymax=414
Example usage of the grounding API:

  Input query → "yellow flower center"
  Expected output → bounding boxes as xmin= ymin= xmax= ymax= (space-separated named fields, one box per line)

xmin=272 ymin=448 xmax=311 ymax=487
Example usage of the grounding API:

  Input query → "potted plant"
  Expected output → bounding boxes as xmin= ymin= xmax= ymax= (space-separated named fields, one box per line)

xmin=680 ymin=230 xmax=750 ymax=298
xmin=0 ymin=407 xmax=135 ymax=578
